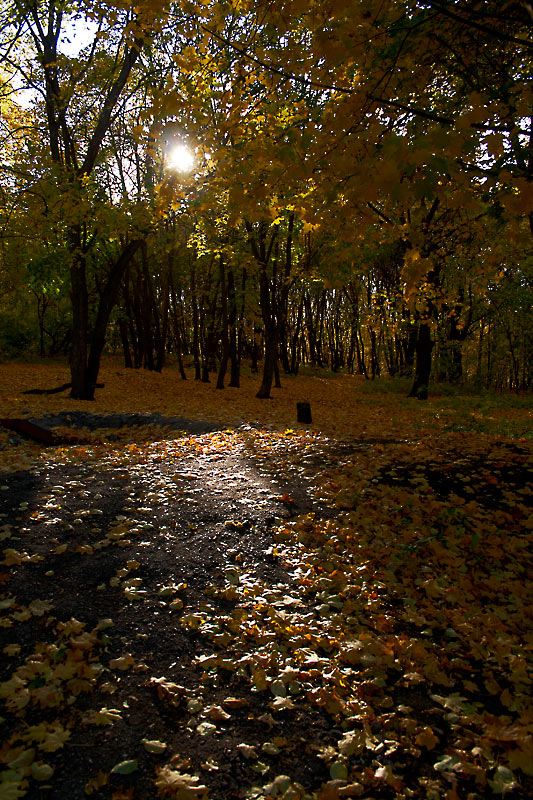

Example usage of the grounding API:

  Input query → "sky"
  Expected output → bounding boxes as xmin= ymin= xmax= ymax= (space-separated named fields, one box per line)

xmin=13 ymin=16 xmax=97 ymax=107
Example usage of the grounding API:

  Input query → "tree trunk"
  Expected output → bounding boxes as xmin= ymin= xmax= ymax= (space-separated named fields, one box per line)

xmin=250 ymin=335 xmax=260 ymax=373
xmin=190 ymin=260 xmax=201 ymax=380
xmin=369 ymin=328 xmax=379 ymax=379
xmin=202 ymin=274 xmax=219 ymax=383
xmin=290 ymin=298 xmax=303 ymax=375
xmin=228 ymin=267 xmax=240 ymax=388
xmin=86 ymin=239 xmax=142 ymax=393
xmin=357 ymin=329 xmax=368 ymax=378
xmin=408 ymin=322 xmax=433 ymax=399
xmin=216 ymin=255 xmax=230 ymax=389
xmin=154 ymin=263 xmax=170 ymax=373
xmin=304 ymin=292 xmax=318 ymax=365
xmin=69 ymin=255 xmax=90 ymax=399
xmin=169 ymin=273 xmax=187 ymax=380
xmin=256 ymin=328 xmax=277 ymax=398
xmin=256 ymin=256 xmax=278 ymax=398
xmin=119 ymin=318 xmax=133 ymax=367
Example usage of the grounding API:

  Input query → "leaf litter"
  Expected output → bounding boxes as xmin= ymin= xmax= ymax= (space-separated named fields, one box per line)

xmin=0 ymin=360 xmax=531 ymax=799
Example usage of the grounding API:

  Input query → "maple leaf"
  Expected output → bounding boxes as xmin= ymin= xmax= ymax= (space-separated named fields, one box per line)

xmin=28 ymin=599 xmax=54 ymax=617
xmin=415 ymin=727 xmax=439 ymax=750
xmin=0 ymin=775 xmax=29 ymax=799
xmin=92 ymin=708 xmax=123 ymax=726
xmin=84 ymin=770 xmax=108 ymax=795
xmin=154 ymin=765 xmax=210 ymax=798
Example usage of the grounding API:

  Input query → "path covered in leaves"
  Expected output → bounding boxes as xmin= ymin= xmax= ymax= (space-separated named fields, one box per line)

xmin=0 ymin=363 xmax=531 ymax=799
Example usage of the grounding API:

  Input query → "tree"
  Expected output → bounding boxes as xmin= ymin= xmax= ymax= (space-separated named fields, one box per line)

xmin=0 ymin=1 xmax=175 ymax=396
xmin=201 ymin=0 xmax=532 ymax=393
xmin=0 ymin=0 xmax=530 ymax=395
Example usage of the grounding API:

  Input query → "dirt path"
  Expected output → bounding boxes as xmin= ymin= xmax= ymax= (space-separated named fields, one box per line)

xmin=0 ymin=425 xmax=335 ymax=799
xmin=2 ymin=418 xmax=531 ymax=800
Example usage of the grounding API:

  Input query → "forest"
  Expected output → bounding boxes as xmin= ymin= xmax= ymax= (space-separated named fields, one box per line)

xmin=0 ymin=2 xmax=532 ymax=800
xmin=0 ymin=0 xmax=531 ymax=398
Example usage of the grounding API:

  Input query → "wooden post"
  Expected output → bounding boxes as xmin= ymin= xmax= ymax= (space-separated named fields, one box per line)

xmin=297 ymin=402 xmax=312 ymax=423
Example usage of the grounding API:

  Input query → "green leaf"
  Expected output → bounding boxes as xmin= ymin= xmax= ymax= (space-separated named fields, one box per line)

xmin=330 ymin=761 xmax=348 ymax=780
xmin=434 ymin=754 xmax=461 ymax=772
xmin=110 ymin=759 xmax=138 ymax=775
xmin=488 ymin=765 xmax=519 ymax=795
xmin=31 ymin=762 xmax=54 ymax=781
xmin=270 ymin=679 xmax=286 ymax=698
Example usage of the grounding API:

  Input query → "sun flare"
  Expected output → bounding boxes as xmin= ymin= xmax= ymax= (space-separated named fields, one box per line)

xmin=168 ymin=144 xmax=194 ymax=172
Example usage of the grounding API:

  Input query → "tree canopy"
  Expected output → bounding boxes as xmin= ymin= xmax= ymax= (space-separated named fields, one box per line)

xmin=0 ymin=0 xmax=531 ymax=395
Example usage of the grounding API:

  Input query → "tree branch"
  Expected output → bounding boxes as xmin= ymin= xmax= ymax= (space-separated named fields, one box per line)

xmin=426 ymin=1 xmax=533 ymax=50
xmin=79 ymin=36 xmax=144 ymax=177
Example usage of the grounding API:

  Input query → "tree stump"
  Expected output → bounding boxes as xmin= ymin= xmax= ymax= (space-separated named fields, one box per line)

xmin=297 ymin=402 xmax=312 ymax=424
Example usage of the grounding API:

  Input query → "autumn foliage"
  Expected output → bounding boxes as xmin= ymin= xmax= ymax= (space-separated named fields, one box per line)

xmin=0 ymin=1 xmax=532 ymax=796
xmin=0 ymin=0 xmax=531 ymax=397
xmin=0 ymin=361 xmax=531 ymax=799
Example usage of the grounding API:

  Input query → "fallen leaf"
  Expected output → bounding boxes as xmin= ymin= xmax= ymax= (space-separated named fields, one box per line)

xmin=110 ymin=760 xmax=138 ymax=775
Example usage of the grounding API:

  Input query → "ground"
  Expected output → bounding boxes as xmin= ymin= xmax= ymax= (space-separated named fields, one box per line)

xmin=0 ymin=360 xmax=531 ymax=800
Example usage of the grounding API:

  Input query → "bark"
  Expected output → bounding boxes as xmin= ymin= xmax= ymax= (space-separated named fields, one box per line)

xmin=274 ymin=356 xmax=281 ymax=388
xmin=245 ymin=220 xmax=279 ymax=399
xmin=227 ymin=267 xmax=240 ymax=388
xmin=85 ymin=239 xmax=143 ymax=396
xmin=356 ymin=330 xmax=367 ymax=377
xmin=408 ymin=322 xmax=433 ymax=399
xmin=190 ymin=259 xmax=201 ymax=380
xmin=256 ymin=258 xmax=277 ymax=398
xmin=256 ymin=327 xmax=277 ymax=398
xmin=69 ymin=231 xmax=90 ymax=399
xmin=119 ymin=319 xmax=133 ymax=368
xmin=369 ymin=328 xmax=380 ymax=379
xmin=290 ymin=298 xmax=303 ymax=375
xmin=216 ymin=255 xmax=230 ymax=389
xmin=250 ymin=336 xmax=260 ymax=373
xmin=68 ymin=37 xmax=145 ymax=396
xmin=155 ymin=263 xmax=170 ymax=373
xmin=201 ymin=270 xmax=219 ymax=383
xmin=34 ymin=293 xmax=49 ymax=358
xmin=278 ymin=212 xmax=294 ymax=374
xmin=122 ymin=268 xmax=141 ymax=367
xmin=169 ymin=273 xmax=187 ymax=380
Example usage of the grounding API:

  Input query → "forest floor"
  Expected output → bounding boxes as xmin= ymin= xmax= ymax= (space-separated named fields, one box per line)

xmin=0 ymin=359 xmax=531 ymax=800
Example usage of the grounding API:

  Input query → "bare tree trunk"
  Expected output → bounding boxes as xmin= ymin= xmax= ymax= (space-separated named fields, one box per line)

xmin=408 ymin=322 xmax=433 ymax=399
xmin=169 ymin=272 xmax=187 ymax=380
xmin=216 ymin=255 xmax=230 ymax=389
xmin=86 ymin=239 xmax=142 ymax=392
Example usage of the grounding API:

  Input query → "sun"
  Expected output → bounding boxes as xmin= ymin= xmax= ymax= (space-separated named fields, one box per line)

xmin=168 ymin=144 xmax=194 ymax=172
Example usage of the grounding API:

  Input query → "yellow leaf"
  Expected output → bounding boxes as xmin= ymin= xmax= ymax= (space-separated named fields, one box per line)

xmin=142 ymin=739 xmax=167 ymax=754
xmin=29 ymin=599 xmax=54 ymax=617
xmin=252 ymin=668 xmax=268 ymax=691
xmin=109 ymin=654 xmax=135 ymax=671
xmin=93 ymin=707 xmax=123 ymax=726
xmin=415 ymin=726 xmax=439 ymax=750
xmin=85 ymin=770 xmax=109 ymax=795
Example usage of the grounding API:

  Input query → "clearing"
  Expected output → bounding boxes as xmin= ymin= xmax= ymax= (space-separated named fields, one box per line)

xmin=0 ymin=360 xmax=531 ymax=800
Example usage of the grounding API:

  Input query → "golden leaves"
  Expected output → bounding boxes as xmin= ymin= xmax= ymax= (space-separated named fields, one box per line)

xmin=0 ymin=361 xmax=531 ymax=797
xmin=415 ymin=727 xmax=439 ymax=750
xmin=154 ymin=762 xmax=210 ymax=798
xmin=108 ymin=654 xmax=135 ymax=671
